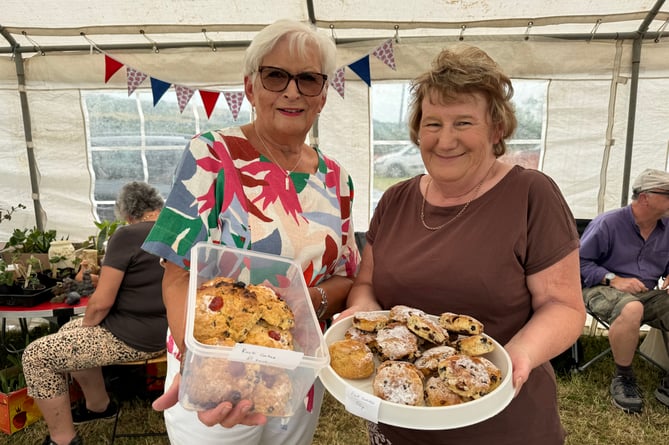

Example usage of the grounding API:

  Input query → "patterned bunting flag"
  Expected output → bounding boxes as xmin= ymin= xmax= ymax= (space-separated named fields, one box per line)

xmin=126 ymin=67 xmax=147 ymax=96
xmin=150 ymin=77 xmax=172 ymax=106
xmin=199 ymin=90 xmax=221 ymax=119
xmin=348 ymin=55 xmax=372 ymax=87
xmin=223 ymin=91 xmax=245 ymax=121
xmin=175 ymin=85 xmax=196 ymax=113
xmin=373 ymin=39 xmax=397 ymax=71
xmin=330 ymin=67 xmax=346 ymax=98
xmin=104 ymin=55 xmax=124 ymax=83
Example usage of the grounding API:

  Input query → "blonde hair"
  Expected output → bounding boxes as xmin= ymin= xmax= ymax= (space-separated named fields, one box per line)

xmin=408 ymin=45 xmax=517 ymax=157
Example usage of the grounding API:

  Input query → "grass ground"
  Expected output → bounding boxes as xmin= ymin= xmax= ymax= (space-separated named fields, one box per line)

xmin=3 ymin=336 xmax=668 ymax=445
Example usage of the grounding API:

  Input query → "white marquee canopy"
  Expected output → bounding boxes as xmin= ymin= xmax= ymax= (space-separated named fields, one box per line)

xmin=2 ymin=0 xmax=669 ymax=241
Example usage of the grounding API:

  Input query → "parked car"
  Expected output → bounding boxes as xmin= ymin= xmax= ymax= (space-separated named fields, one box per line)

xmin=374 ymin=144 xmax=424 ymax=178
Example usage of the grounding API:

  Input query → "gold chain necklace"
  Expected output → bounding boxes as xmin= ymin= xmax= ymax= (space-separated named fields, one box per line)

xmin=420 ymin=162 xmax=495 ymax=231
xmin=254 ymin=124 xmax=303 ymax=190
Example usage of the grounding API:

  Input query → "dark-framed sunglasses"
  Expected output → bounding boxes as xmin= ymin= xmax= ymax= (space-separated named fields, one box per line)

xmin=257 ymin=66 xmax=328 ymax=97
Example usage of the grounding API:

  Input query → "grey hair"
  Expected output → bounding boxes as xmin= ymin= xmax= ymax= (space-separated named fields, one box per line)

xmin=243 ymin=19 xmax=337 ymax=80
xmin=114 ymin=181 xmax=164 ymax=221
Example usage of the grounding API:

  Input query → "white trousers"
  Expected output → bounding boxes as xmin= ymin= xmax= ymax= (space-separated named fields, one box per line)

xmin=163 ymin=352 xmax=324 ymax=445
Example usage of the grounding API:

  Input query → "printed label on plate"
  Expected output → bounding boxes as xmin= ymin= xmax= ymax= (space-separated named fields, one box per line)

xmin=229 ymin=344 xmax=303 ymax=369
xmin=345 ymin=386 xmax=380 ymax=423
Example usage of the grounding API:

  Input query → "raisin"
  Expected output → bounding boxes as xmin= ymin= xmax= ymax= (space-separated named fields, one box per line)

xmin=233 ymin=281 xmax=246 ymax=288
xmin=268 ymin=330 xmax=281 ymax=341
xmin=208 ymin=296 xmax=223 ymax=311
xmin=229 ymin=391 xmax=242 ymax=404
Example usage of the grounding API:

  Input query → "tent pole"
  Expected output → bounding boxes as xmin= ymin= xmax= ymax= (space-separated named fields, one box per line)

xmin=621 ymin=0 xmax=665 ymax=205
xmin=13 ymin=47 xmax=45 ymax=231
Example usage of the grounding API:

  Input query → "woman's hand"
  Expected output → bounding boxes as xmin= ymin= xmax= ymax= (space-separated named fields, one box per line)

xmin=503 ymin=342 xmax=532 ymax=397
xmin=152 ymin=372 xmax=267 ymax=428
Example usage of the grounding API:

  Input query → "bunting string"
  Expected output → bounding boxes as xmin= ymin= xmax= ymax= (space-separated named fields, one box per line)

xmin=102 ymin=38 xmax=398 ymax=118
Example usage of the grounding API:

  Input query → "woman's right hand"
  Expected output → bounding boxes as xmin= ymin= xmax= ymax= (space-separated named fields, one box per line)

xmin=152 ymin=372 xmax=268 ymax=428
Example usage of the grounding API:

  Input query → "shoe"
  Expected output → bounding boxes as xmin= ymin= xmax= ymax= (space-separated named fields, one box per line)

xmin=71 ymin=400 xmax=118 ymax=424
xmin=610 ymin=375 xmax=644 ymax=413
xmin=41 ymin=434 xmax=84 ymax=445
xmin=654 ymin=375 xmax=669 ymax=407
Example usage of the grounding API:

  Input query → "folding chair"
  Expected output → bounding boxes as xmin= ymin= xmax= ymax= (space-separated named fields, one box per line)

xmin=576 ymin=305 xmax=667 ymax=372
xmin=109 ymin=352 xmax=168 ymax=443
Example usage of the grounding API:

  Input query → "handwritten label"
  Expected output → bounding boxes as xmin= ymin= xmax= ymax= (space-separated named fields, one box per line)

xmin=345 ymin=386 xmax=380 ymax=423
xmin=229 ymin=343 xmax=303 ymax=369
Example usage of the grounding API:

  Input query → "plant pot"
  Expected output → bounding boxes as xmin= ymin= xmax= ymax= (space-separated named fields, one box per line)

xmin=0 ymin=282 xmax=54 ymax=307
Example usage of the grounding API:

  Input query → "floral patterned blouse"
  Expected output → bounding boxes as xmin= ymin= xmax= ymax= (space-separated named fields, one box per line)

xmin=142 ymin=127 xmax=359 ymax=358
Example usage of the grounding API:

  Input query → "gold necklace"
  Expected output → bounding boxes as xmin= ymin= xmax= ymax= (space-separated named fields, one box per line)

xmin=254 ymin=124 xmax=303 ymax=190
xmin=420 ymin=162 xmax=495 ymax=231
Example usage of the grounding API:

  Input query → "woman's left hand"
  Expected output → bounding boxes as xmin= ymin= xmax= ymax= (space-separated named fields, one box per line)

xmin=504 ymin=343 xmax=532 ymax=397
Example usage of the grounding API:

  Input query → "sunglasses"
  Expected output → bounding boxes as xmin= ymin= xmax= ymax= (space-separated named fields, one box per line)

xmin=257 ymin=66 xmax=328 ymax=97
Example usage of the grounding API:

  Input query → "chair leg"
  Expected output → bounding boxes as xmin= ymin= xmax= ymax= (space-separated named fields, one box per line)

xmin=576 ymin=346 xmax=612 ymax=372
xmin=110 ymin=400 xmax=121 ymax=444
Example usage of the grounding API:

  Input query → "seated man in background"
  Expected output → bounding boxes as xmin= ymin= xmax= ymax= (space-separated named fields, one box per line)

xmin=580 ymin=168 xmax=669 ymax=413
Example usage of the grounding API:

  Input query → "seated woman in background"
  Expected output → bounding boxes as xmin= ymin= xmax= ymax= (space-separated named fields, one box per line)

xmin=22 ymin=181 xmax=168 ymax=445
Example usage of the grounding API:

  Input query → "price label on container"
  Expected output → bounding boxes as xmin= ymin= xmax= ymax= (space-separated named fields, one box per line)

xmin=229 ymin=343 xmax=303 ymax=369
xmin=345 ymin=386 xmax=380 ymax=423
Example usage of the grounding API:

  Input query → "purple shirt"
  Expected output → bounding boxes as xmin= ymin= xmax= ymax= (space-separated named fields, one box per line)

xmin=579 ymin=205 xmax=669 ymax=289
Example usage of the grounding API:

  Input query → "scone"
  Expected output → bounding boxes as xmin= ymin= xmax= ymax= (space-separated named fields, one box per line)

xmin=424 ymin=375 xmax=467 ymax=406
xmin=407 ymin=314 xmax=448 ymax=345
xmin=329 ymin=339 xmax=375 ymax=379
xmin=478 ymin=356 xmax=503 ymax=391
xmin=455 ymin=334 xmax=495 ymax=356
xmin=249 ymin=283 xmax=295 ymax=330
xmin=413 ymin=345 xmax=457 ymax=377
xmin=373 ymin=361 xmax=424 ymax=406
xmin=353 ymin=311 xmax=390 ymax=332
xmin=376 ymin=322 xmax=420 ymax=361
xmin=251 ymin=370 xmax=294 ymax=417
xmin=182 ymin=358 xmax=257 ymax=410
xmin=437 ymin=355 xmax=492 ymax=398
xmin=193 ymin=278 xmax=262 ymax=343
xmin=244 ymin=320 xmax=294 ymax=350
xmin=344 ymin=326 xmax=378 ymax=352
xmin=439 ymin=312 xmax=484 ymax=335
xmin=388 ymin=305 xmax=426 ymax=323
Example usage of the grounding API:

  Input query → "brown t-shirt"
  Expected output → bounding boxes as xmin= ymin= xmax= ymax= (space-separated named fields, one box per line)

xmin=100 ymin=221 xmax=167 ymax=352
xmin=367 ymin=165 xmax=578 ymax=445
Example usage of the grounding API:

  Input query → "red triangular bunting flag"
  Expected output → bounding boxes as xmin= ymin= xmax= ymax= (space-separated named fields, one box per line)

xmin=373 ymin=39 xmax=397 ymax=71
xmin=104 ymin=55 xmax=124 ymax=83
xmin=175 ymin=85 xmax=196 ymax=113
xmin=127 ymin=67 xmax=147 ymax=96
xmin=330 ymin=67 xmax=345 ymax=99
xmin=199 ymin=90 xmax=221 ymax=119
xmin=223 ymin=91 xmax=245 ymax=121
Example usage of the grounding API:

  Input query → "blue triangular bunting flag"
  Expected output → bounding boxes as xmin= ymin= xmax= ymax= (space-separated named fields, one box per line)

xmin=348 ymin=56 xmax=372 ymax=87
xmin=151 ymin=77 xmax=172 ymax=106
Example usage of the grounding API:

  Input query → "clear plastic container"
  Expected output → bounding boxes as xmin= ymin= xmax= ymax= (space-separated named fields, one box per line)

xmin=179 ymin=243 xmax=329 ymax=418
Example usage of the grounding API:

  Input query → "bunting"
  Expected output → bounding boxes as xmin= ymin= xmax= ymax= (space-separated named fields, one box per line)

xmin=102 ymin=38 xmax=397 ymax=117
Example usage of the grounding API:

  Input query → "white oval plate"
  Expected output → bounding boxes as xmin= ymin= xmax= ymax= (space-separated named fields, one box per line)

xmin=319 ymin=311 xmax=514 ymax=430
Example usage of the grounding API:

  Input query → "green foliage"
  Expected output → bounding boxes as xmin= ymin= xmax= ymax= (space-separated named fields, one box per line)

xmin=6 ymin=227 xmax=58 ymax=254
xmin=0 ymin=334 xmax=31 ymax=394
xmin=88 ymin=219 xmax=124 ymax=254
xmin=0 ymin=258 xmax=15 ymax=286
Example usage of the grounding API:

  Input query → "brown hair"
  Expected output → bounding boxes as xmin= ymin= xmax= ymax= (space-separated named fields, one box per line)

xmin=408 ymin=45 xmax=517 ymax=157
